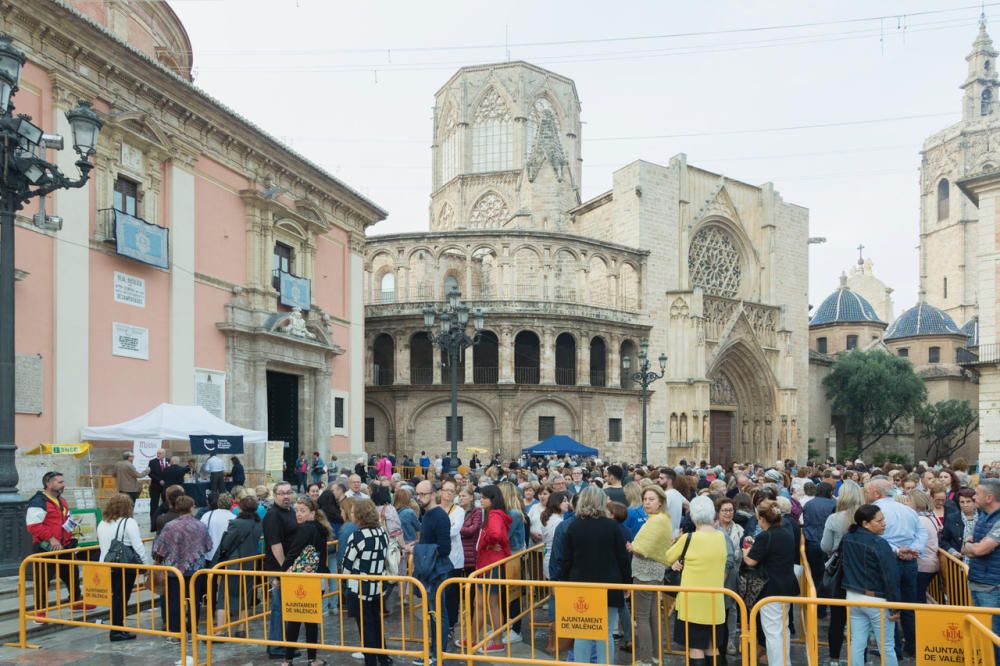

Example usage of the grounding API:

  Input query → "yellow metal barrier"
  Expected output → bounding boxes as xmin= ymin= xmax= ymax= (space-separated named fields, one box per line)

xmin=797 ymin=541 xmax=820 ymax=665
xmin=749 ymin=595 xmax=1000 ymax=666
xmin=928 ymin=549 xmax=972 ymax=606
xmin=5 ymin=548 xmax=190 ymax=661
xmin=437 ymin=576 xmax=747 ymax=666
xmin=964 ymin=614 xmax=1000 ymax=666
xmin=189 ymin=568 xmax=429 ymax=666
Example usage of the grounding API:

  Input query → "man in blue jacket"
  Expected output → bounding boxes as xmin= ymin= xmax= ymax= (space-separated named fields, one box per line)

xmin=413 ymin=480 xmax=451 ymax=666
xmin=962 ymin=478 xmax=1000 ymax=662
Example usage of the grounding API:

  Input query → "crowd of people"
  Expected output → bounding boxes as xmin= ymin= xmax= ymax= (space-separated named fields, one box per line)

xmin=26 ymin=450 xmax=1000 ymax=666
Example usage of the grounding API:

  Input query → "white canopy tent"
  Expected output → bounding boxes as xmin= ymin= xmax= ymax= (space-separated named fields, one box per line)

xmin=81 ymin=403 xmax=267 ymax=443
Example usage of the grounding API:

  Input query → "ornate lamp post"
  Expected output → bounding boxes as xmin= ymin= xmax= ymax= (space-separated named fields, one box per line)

xmin=423 ymin=288 xmax=484 ymax=467
xmin=622 ymin=339 xmax=667 ymax=466
xmin=0 ymin=35 xmax=102 ymax=574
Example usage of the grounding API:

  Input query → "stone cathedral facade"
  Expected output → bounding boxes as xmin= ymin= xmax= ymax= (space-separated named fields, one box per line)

xmin=363 ymin=62 xmax=809 ymax=466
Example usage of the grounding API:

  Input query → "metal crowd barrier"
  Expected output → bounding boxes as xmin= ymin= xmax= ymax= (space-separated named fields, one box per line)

xmin=438 ymin=575 xmax=747 ymax=666
xmin=927 ymin=549 xmax=972 ymax=606
xmin=189 ymin=568 xmax=429 ymax=666
xmin=750 ymin=595 xmax=1000 ymax=666
xmin=963 ymin=614 xmax=1000 ymax=666
xmin=6 ymin=548 xmax=190 ymax=661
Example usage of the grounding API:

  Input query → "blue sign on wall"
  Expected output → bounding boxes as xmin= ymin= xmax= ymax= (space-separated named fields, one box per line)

xmin=279 ymin=271 xmax=311 ymax=311
xmin=114 ymin=211 xmax=169 ymax=269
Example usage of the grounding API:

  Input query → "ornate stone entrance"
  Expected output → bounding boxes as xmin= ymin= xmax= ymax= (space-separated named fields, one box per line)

xmin=708 ymin=339 xmax=778 ymax=464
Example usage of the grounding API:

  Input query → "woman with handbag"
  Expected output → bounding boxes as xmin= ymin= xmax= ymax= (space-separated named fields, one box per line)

xmin=342 ymin=498 xmax=392 ymax=666
xmin=98 ymin=493 xmax=151 ymax=642
xmin=559 ymin=486 xmax=630 ymax=664
xmin=742 ymin=499 xmax=799 ymax=666
xmin=280 ymin=497 xmax=332 ymax=666
xmin=664 ymin=495 xmax=728 ymax=666
xmin=627 ymin=484 xmax=673 ymax=666
xmin=820 ymin=479 xmax=863 ymax=666
xmin=152 ymin=495 xmax=213 ymax=640
xmin=371 ymin=485 xmax=404 ymax=614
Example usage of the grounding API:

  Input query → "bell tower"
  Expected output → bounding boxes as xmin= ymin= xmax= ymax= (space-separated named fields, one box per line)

xmin=962 ymin=18 xmax=1000 ymax=121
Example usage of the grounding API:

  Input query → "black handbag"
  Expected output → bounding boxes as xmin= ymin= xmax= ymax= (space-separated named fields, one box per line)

xmin=738 ymin=563 xmax=769 ymax=609
xmin=663 ymin=532 xmax=693 ymax=597
xmin=821 ymin=543 xmax=844 ymax=597
xmin=103 ymin=518 xmax=142 ymax=565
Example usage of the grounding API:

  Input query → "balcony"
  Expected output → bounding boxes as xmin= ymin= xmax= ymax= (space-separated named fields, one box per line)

xmin=590 ymin=370 xmax=607 ymax=387
xmin=378 ymin=290 xmax=396 ymax=304
xmin=515 ymin=367 xmax=540 ymax=384
xmin=372 ymin=365 xmax=393 ymax=386
xmin=473 ymin=367 xmax=499 ymax=384
xmin=959 ymin=344 xmax=1000 ymax=365
xmin=555 ymin=368 xmax=577 ymax=385
xmin=410 ymin=368 xmax=435 ymax=385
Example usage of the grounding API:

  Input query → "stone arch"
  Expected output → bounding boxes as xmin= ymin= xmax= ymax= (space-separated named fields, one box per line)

xmin=515 ymin=395 xmax=580 ymax=448
xmin=471 ymin=246 xmax=499 ymax=299
xmin=620 ymin=262 xmax=640 ymax=310
xmin=365 ymin=399 xmax=395 ymax=452
xmin=525 ymin=93 xmax=566 ymax=152
xmin=407 ymin=248 xmax=435 ymax=300
xmin=408 ymin=396 xmax=499 ymax=455
xmin=471 ymin=83 xmax=515 ymax=122
xmin=275 ymin=219 xmax=308 ymax=241
xmin=553 ymin=248 xmax=579 ymax=301
xmin=408 ymin=394 xmax=500 ymax=433
xmin=688 ymin=219 xmax=755 ymax=300
xmin=434 ymin=244 xmax=469 ymax=263
xmin=707 ymin=338 xmax=778 ymax=465
xmin=514 ymin=246 xmax=541 ymax=299
xmin=589 ymin=255 xmax=610 ymax=306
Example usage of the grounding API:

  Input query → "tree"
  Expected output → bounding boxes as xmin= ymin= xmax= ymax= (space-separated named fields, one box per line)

xmin=917 ymin=399 xmax=978 ymax=464
xmin=823 ymin=350 xmax=926 ymax=458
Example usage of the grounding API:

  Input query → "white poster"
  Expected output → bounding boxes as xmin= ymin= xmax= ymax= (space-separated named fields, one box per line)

xmin=113 ymin=272 xmax=145 ymax=308
xmin=133 ymin=439 xmax=161 ymax=474
xmin=194 ymin=369 xmax=226 ymax=420
xmin=112 ymin=322 xmax=149 ymax=360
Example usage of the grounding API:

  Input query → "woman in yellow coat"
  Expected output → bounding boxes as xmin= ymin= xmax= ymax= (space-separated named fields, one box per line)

xmin=664 ymin=495 xmax=728 ymax=666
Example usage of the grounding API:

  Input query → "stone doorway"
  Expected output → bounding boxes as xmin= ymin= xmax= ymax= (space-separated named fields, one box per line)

xmin=267 ymin=370 xmax=299 ymax=482
xmin=710 ymin=410 xmax=734 ymax=468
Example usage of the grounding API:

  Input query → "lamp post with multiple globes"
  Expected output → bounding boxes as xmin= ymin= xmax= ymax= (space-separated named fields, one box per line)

xmin=622 ymin=339 xmax=667 ymax=467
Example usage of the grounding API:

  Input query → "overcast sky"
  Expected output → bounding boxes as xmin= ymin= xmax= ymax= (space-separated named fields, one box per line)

xmin=169 ymin=0 xmax=996 ymax=318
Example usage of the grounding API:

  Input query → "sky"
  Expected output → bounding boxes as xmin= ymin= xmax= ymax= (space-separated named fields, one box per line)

xmin=168 ymin=0 xmax=998 ymax=317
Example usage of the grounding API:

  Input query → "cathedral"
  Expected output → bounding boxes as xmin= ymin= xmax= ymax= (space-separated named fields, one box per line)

xmin=808 ymin=22 xmax=999 ymax=464
xmin=363 ymin=62 xmax=810 ymax=466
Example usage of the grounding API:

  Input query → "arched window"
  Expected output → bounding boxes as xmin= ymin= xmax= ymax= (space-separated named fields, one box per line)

xmin=470 ymin=192 xmax=509 ymax=229
xmin=555 ymin=333 xmax=576 ymax=385
xmin=688 ymin=225 xmax=743 ymax=298
xmin=590 ymin=337 xmax=607 ymax=387
xmin=471 ymin=88 xmax=513 ymax=173
xmin=372 ymin=334 xmax=395 ymax=386
xmin=409 ymin=332 xmax=434 ymax=385
xmin=379 ymin=272 xmax=395 ymax=303
xmin=438 ymin=102 xmax=460 ymax=184
xmin=514 ymin=331 xmax=540 ymax=384
xmin=443 ymin=275 xmax=459 ymax=299
xmin=983 ymin=88 xmax=994 ymax=116
xmin=938 ymin=179 xmax=950 ymax=221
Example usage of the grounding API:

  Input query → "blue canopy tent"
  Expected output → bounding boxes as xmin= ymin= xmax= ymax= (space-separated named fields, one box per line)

xmin=522 ymin=434 xmax=598 ymax=457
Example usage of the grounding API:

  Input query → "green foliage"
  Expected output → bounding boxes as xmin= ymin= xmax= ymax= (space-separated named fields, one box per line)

xmin=917 ymin=399 xmax=978 ymax=464
xmin=872 ymin=451 xmax=910 ymax=466
xmin=822 ymin=350 xmax=926 ymax=457
xmin=807 ymin=446 xmax=820 ymax=459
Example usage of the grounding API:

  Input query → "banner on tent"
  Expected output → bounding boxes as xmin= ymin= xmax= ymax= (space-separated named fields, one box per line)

xmin=189 ymin=435 xmax=244 ymax=455
xmin=133 ymin=438 xmax=161 ymax=472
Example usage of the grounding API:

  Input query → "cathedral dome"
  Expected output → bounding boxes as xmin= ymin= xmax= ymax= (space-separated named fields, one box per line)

xmin=885 ymin=302 xmax=962 ymax=340
xmin=962 ymin=316 xmax=980 ymax=347
xmin=810 ymin=280 xmax=883 ymax=327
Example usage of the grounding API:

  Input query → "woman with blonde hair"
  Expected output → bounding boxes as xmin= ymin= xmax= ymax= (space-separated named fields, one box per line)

xmin=820 ymin=479 xmax=863 ymax=666
xmin=909 ymin=489 xmax=940 ymax=603
xmin=623 ymin=482 xmax=642 ymax=508
xmin=255 ymin=485 xmax=272 ymax=509
xmin=627 ymin=484 xmax=672 ymax=666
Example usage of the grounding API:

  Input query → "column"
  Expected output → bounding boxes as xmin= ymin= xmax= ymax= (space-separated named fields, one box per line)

xmin=53 ymin=105 xmax=90 ymax=443
xmin=435 ymin=346 xmax=445 ymax=385
xmin=499 ymin=327 xmax=514 ymax=384
xmin=541 ymin=328 xmax=555 ymax=384
xmin=314 ymin=369 xmax=332 ymax=457
xmin=349 ymin=248 xmax=366 ymax=453
xmin=395 ymin=332 xmax=408 ymax=384
xmin=577 ymin=337 xmax=590 ymax=386
xmin=464 ymin=347 xmax=474 ymax=384
xmin=609 ymin=335 xmax=621 ymax=388
xmin=169 ymin=163 xmax=195 ymax=404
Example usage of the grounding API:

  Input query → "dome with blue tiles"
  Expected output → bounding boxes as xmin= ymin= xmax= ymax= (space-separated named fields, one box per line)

xmin=810 ymin=276 xmax=884 ymax=328
xmin=885 ymin=301 xmax=962 ymax=340
xmin=962 ymin=317 xmax=979 ymax=347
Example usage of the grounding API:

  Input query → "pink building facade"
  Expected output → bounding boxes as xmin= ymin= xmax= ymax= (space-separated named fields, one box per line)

xmin=7 ymin=0 xmax=384 ymax=484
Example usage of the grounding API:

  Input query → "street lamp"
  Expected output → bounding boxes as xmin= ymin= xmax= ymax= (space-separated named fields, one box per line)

xmin=622 ymin=339 xmax=667 ymax=466
xmin=424 ymin=287 xmax=484 ymax=467
xmin=0 ymin=35 xmax=102 ymax=575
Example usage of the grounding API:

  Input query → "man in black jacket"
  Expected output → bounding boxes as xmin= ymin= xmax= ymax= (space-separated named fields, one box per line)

xmin=147 ymin=448 xmax=168 ymax=520
xmin=162 ymin=456 xmax=187 ymax=487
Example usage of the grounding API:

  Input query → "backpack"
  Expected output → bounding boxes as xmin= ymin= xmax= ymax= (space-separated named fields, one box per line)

xmin=289 ymin=545 xmax=320 ymax=573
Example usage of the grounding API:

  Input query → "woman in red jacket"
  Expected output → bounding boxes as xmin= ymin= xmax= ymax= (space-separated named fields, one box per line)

xmin=469 ymin=484 xmax=511 ymax=653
